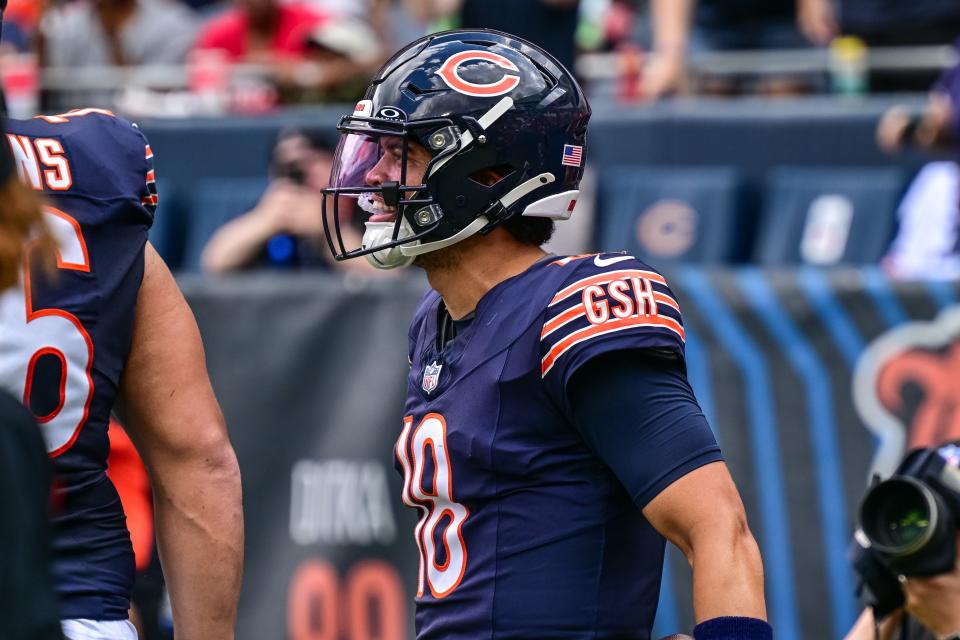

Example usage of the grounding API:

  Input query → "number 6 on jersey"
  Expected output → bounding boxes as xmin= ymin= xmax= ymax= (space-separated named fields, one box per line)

xmin=395 ymin=413 xmax=470 ymax=598
xmin=0 ymin=207 xmax=94 ymax=456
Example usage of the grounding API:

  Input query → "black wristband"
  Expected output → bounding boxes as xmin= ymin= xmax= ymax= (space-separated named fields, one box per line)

xmin=693 ymin=616 xmax=773 ymax=640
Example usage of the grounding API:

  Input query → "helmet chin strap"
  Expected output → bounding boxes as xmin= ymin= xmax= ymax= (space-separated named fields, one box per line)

xmin=399 ymin=216 xmax=490 ymax=257
xmin=362 ymin=216 xmax=492 ymax=269
xmin=362 ymin=221 xmax=417 ymax=269
xmin=364 ymin=172 xmax=564 ymax=268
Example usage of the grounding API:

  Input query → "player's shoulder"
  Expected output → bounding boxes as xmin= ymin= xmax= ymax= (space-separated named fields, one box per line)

xmin=8 ymin=109 xmax=153 ymax=182
xmin=548 ymin=251 xmax=668 ymax=286
xmin=8 ymin=109 xmax=148 ymax=152
xmin=7 ymin=109 xmax=157 ymax=216
xmin=539 ymin=252 xmax=685 ymax=378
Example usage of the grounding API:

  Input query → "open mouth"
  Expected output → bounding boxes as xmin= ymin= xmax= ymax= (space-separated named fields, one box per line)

xmin=358 ymin=193 xmax=398 ymax=222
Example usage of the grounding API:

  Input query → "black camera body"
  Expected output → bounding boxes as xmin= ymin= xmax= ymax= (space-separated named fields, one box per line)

xmin=849 ymin=443 xmax=960 ymax=619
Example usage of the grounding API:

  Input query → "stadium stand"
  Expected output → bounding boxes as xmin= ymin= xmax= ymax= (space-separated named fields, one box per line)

xmin=146 ymin=179 xmax=187 ymax=269
xmin=181 ymin=177 xmax=268 ymax=271
xmin=597 ymin=166 xmax=749 ymax=264
xmin=754 ymin=166 xmax=907 ymax=265
xmin=134 ymin=99 xmax=924 ymax=271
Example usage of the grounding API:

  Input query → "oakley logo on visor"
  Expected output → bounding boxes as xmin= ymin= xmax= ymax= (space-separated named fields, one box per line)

xmin=377 ymin=107 xmax=405 ymax=120
xmin=436 ymin=50 xmax=520 ymax=97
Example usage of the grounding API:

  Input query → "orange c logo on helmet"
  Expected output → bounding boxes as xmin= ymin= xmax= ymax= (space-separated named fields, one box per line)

xmin=436 ymin=50 xmax=521 ymax=97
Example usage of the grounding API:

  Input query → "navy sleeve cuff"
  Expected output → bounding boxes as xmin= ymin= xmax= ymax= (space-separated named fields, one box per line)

xmin=693 ymin=616 xmax=772 ymax=640
xmin=632 ymin=446 xmax=723 ymax=508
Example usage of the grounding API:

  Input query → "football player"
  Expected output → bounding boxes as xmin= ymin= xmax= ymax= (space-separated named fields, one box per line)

xmin=0 ymin=109 xmax=244 ymax=639
xmin=0 ymin=35 xmax=243 ymax=640
xmin=0 ymin=112 xmax=62 ymax=640
xmin=322 ymin=30 xmax=770 ymax=639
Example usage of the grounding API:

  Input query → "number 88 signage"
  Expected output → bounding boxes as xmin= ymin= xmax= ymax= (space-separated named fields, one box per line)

xmin=287 ymin=558 xmax=407 ymax=640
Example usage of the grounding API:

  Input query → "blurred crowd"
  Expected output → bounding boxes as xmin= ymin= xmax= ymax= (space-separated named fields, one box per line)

xmin=1 ymin=0 xmax=960 ymax=118
xmin=5 ymin=0 xmax=960 ymax=281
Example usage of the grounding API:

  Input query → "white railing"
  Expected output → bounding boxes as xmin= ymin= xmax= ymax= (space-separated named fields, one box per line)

xmin=576 ymin=44 xmax=956 ymax=80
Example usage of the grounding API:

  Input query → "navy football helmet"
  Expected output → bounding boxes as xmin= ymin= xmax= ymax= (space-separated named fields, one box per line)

xmin=321 ymin=29 xmax=591 ymax=268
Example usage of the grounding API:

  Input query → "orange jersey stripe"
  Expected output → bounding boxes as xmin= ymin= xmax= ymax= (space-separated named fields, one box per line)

xmin=653 ymin=292 xmax=680 ymax=313
xmin=550 ymin=269 xmax=668 ymax=306
xmin=541 ymin=304 xmax=584 ymax=338
xmin=549 ymin=253 xmax=597 ymax=267
xmin=541 ymin=315 xmax=685 ymax=376
xmin=541 ymin=291 xmax=681 ymax=340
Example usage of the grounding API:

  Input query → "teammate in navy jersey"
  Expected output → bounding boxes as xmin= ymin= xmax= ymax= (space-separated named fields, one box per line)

xmin=0 ymin=112 xmax=62 ymax=640
xmin=322 ymin=30 xmax=770 ymax=639
xmin=0 ymin=109 xmax=243 ymax=640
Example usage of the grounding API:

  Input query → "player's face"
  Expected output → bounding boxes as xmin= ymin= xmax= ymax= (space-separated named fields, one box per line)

xmin=362 ymin=136 xmax=431 ymax=222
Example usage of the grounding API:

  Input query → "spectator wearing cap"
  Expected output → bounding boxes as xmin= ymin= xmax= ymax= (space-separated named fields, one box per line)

xmin=296 ymin=19 xmax=384 ymax=103
xmin=301 ymin=0 xmax=416 ymax=52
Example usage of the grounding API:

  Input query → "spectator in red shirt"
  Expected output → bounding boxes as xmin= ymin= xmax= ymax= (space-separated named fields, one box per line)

xmin=194 ymin=0 xmax=327 ymax=63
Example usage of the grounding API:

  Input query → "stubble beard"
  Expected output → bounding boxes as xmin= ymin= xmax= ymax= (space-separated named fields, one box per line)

xmin=411 ymin=229 xmax=490 ymax=273
xmin=412 ymin=244 xmax=463 ymax=272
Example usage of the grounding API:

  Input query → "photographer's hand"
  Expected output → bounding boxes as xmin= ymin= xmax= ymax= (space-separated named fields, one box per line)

xmin=844 ymin=608 xmax=904 ymax=640
xmin=903 ymin=539 xmax=960 ymax=640
xmin=200 ymin=180 xmax=309 ymax=273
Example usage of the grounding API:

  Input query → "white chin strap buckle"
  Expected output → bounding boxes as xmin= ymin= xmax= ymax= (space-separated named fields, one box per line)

xmin=362 ymin=221 xmax=417 ymax=269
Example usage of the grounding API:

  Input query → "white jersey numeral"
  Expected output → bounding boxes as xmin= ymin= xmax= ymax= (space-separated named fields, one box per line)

xmin=0 ymin=207 xmax=94 ymax=456
xmin=396 ymin=413 xmax=470 ymax=598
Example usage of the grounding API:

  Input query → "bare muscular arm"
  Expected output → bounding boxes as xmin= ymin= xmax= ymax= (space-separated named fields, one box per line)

xmin=643 ymin=461 xmax=767 ymax=622
xmin=115 ymin=243 xmax=243 ymax=638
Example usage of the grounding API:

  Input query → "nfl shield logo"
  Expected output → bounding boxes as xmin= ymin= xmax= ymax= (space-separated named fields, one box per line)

xmin=939 ymin=444 xmax=960 ymax=468
xmin=422 ymin=361 xmax=442 ymax=393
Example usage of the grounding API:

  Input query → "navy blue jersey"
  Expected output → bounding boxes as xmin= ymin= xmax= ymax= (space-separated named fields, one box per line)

xmin=0 ymin=109 xmax=156 ymax=619
xmin=397 ymin=253 xmax=721 ymax=639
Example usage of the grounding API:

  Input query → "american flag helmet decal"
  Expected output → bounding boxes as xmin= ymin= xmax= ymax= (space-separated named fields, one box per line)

xmin=562 ymin=144 xmax=583 ymax=167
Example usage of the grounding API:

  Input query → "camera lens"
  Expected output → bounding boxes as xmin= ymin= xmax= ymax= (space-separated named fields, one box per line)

xmin=876 ymin=500 xmax=929 ymax=548
xmin=861 ymin=477 xmax=937 ymax=556
xmin=859 ymin=475 xmax=959 ymax=577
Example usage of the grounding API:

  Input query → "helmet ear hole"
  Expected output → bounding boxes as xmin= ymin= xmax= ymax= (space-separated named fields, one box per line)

xmin=468 ymin=164 xmax=515 ymax=187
